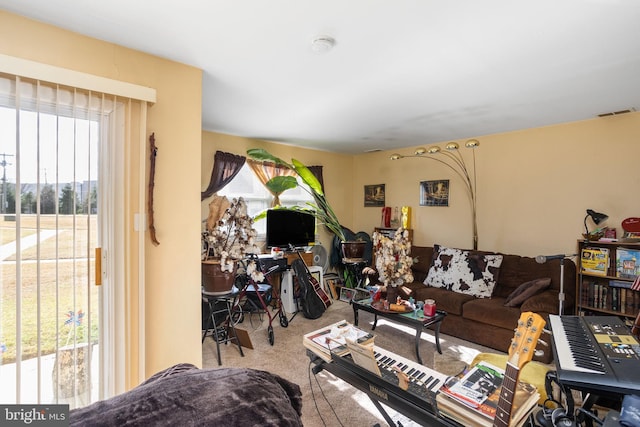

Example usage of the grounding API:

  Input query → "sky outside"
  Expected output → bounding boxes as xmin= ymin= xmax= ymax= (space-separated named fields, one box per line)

xmin=0 ymin=107 xmax=98 ymax=186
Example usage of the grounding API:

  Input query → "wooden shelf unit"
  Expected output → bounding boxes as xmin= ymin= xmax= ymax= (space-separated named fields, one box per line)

xmin=576 ymin=239 xmax=640 ymax=318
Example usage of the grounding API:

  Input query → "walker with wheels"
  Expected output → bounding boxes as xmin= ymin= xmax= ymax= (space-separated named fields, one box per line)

xmin=232 ymin=254 xmax=289 ymax=345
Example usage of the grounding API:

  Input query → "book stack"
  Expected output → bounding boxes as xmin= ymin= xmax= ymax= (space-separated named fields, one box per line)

xmin=302 ymin=319 xmax=375 ymax=362
xmin=436 ymin=361 xmax=539 ymax=427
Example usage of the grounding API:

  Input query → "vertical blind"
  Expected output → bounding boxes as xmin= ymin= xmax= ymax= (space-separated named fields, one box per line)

xmin=0 ymin=61 xmax=153 ymax=407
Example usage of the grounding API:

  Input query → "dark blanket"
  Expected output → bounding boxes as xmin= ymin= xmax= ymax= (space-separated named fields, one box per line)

xmin=70 ymin=364 xmax=303 ymax=426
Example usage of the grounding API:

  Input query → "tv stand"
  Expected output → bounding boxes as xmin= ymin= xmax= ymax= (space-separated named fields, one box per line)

xmin=284 ymin=251 xmax=313 ymax=267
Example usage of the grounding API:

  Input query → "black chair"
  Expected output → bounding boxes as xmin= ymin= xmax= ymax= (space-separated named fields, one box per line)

xmin=201 ymin=286 xmax=244 ymax=365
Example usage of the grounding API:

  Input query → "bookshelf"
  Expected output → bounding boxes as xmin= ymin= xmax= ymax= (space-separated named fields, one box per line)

xmin=577 ymin=239 xmax=640 ymax=318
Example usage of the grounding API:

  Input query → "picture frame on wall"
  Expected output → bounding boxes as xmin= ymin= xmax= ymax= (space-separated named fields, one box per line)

xmin=420 ymin=180 xmax=449 ymax=206
xmin=364 ymin=184 xmax=385 ymax=207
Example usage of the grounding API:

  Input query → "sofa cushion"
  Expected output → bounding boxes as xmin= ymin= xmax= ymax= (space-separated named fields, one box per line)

xmin=520 ymin=290 xmax=560 ymax=314
xmin=504 ymin=278 xmax=551 ymax=307
xmin=411 ymin=286 xmax=475 ymax=316
xmin=424 ymin=245 xmax=503 ymax=298
xmin=463 ymin=297 xmax=522 ymax=330
xmin=409 ymin=246 xmax=435 ymax=283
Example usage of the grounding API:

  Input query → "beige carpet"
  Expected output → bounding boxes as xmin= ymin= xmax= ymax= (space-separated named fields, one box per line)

xmin=202 ymin=300 xmax=501 ymax=427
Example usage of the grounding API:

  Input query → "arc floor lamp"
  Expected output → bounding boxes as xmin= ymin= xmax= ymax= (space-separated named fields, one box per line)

xmin=391 ymin=139 xmax=479 ymax=250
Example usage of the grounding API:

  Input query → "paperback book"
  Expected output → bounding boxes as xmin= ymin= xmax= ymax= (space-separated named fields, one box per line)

xmin=581 ymin=247 xmax=609 ymax=276
xmin=616 ymin=248 xmax=640 ymax=279
xmin=302 ymin=319 xmax=375 ymax=362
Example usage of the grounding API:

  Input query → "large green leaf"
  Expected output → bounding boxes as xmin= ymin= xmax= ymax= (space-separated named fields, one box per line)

xmin=246 ymin=149 xmax=292 ymax=169
xmin=265 ymin=175 xmax=298 ymax=193
xmin=252 ymin=210 xmax=268 ymax=222
xmin=292 ymin=158 xmax=323 ymax=195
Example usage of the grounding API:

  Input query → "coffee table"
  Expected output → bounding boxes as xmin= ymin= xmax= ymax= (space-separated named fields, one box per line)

xmin=351 ymin=298 xmax=447 ymax=365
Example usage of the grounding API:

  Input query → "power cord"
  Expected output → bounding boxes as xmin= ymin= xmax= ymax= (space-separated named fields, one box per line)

xmin=575 ymin=407 xmax=604 ymax=426
xmin=307 ymin=359 xmax=345 ymax=427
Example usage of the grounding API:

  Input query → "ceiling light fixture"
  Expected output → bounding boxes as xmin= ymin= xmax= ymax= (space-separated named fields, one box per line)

xmin=311 ymin=35 xmax=335 ymax=54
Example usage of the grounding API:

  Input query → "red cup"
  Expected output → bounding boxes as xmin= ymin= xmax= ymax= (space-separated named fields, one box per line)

xmin=424 ymin=299 xmax=436 ymax=316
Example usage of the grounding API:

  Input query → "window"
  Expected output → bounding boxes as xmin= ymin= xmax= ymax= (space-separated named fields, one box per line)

xmin=217 ymin=164 xmax=314 ymax=236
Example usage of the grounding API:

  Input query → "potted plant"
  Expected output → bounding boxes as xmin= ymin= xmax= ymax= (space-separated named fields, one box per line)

xmin=246 ymin=149 xmax=366 ymax=261
xmin=202 ymin=196 xmax=263 ymax=294
xmin=53 ymin=309 xmax=93 ymax=403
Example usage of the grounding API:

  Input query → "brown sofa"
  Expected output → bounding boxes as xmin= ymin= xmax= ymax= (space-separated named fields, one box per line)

xmin=397 ymin=245 xmax=576 ymax=364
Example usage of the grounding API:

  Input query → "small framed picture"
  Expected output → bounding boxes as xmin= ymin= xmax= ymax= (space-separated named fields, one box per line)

xmin=420 ymin=180 xmax=449 ymax=206
xmin=340 ymin=287 xmax=357 ymax=302
xmin=364 ymin=184 xmax=385 ymax=207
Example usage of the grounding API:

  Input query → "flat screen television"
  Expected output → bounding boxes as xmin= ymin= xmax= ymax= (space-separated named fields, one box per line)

xmin=266 ymin=209 xmax=315 ymax=249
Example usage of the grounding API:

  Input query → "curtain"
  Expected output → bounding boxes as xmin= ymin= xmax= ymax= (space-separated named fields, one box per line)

xmin=201 ymin=151 xmax=246 ymax=201
xmin=247 ymin=159 xmax=296 ymax=207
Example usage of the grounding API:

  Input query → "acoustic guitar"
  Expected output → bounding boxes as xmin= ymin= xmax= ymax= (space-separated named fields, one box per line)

xmin=291 ymin=245 xmax=332 ymax=309
xmin=492 ymin=311 xmax=545 ymax=427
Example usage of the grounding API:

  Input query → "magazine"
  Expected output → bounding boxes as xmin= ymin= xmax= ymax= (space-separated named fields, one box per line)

xmin=302 ymin=319 xmax=375 ymax=362
xmin=441 ymin=361 xmax=503 ymax=408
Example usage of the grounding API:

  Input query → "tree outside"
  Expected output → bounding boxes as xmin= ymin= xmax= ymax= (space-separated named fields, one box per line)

xmin=59 ymin=183 xmax=78 ymax=214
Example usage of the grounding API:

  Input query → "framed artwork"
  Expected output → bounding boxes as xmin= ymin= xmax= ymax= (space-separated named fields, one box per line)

xmin=364 ymin=184 xmax=385 ymax=207
xmin=420 ymin=180 xmax=449 ymax=206
xmin=339 ymin=287 xmax=357 ymax=302
xmin=339 ymin=286 xmax=369 ymax=302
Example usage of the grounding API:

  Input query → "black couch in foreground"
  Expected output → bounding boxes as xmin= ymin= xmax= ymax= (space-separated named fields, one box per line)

xmin=70 ymin=364 xmax=303 ymax=426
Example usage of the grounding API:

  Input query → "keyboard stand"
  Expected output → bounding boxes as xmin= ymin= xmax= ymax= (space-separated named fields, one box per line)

xmin=308 ymin=350 xmax=455 ymax=427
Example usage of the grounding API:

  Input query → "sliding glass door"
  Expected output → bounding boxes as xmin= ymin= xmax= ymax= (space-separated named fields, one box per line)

xmin=0 ymin=74 xmax=107 ymax=408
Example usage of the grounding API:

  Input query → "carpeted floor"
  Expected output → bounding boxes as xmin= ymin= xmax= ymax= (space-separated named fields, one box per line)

xmin=202 ymin=299 xmax=501 ymax=427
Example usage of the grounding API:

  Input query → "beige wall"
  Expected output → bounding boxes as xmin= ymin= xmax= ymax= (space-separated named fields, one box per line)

xmin=352 ymin=113 xmax=640 ymax=258
xmin=1 ymin=11 xmax=203 ymax=386
xmin=201 ymin=113 xmax=640 ymax=256
xmin=205 ymin=113 xmax=640 ymax=263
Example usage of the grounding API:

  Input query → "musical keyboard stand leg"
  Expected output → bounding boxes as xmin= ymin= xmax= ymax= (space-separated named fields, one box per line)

xmin=309 ymin=357 xmax=399 ymax=427
xmin=312 ymin=358 xmax=404 ymax=427
xmin=369 ymin=398 xmax=404 ymax=427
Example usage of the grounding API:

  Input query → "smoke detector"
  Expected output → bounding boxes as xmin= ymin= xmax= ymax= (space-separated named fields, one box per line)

xmin=311 ymin=36 xmax=336 ymax=53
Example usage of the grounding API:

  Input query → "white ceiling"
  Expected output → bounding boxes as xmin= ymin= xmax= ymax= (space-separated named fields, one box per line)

xmin=2 ymin=0 xmax=640 ymax=154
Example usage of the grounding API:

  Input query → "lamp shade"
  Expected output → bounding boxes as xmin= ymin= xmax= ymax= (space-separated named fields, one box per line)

xmin=586 ymin=209 xmax=608 ymax=225
xmin=584 ymin=209 xmax=609 ymax=238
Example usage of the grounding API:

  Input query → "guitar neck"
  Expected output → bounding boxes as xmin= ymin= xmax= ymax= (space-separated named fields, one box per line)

xmin=492 ymin=312 xmax=543 ymax=427
xmin=492 ymin=363 xmax=518 ymax=427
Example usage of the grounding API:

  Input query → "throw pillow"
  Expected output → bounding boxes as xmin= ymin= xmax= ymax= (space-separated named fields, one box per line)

xmin=424 ymin=245 xmax=503 ymax=298
xmin=504 ymin=278 xmax=551 ymax=307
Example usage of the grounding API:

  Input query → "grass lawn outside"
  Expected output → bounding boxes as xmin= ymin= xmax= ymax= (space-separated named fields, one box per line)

xmin=1 ymin=215 xmax=99 ymax=364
